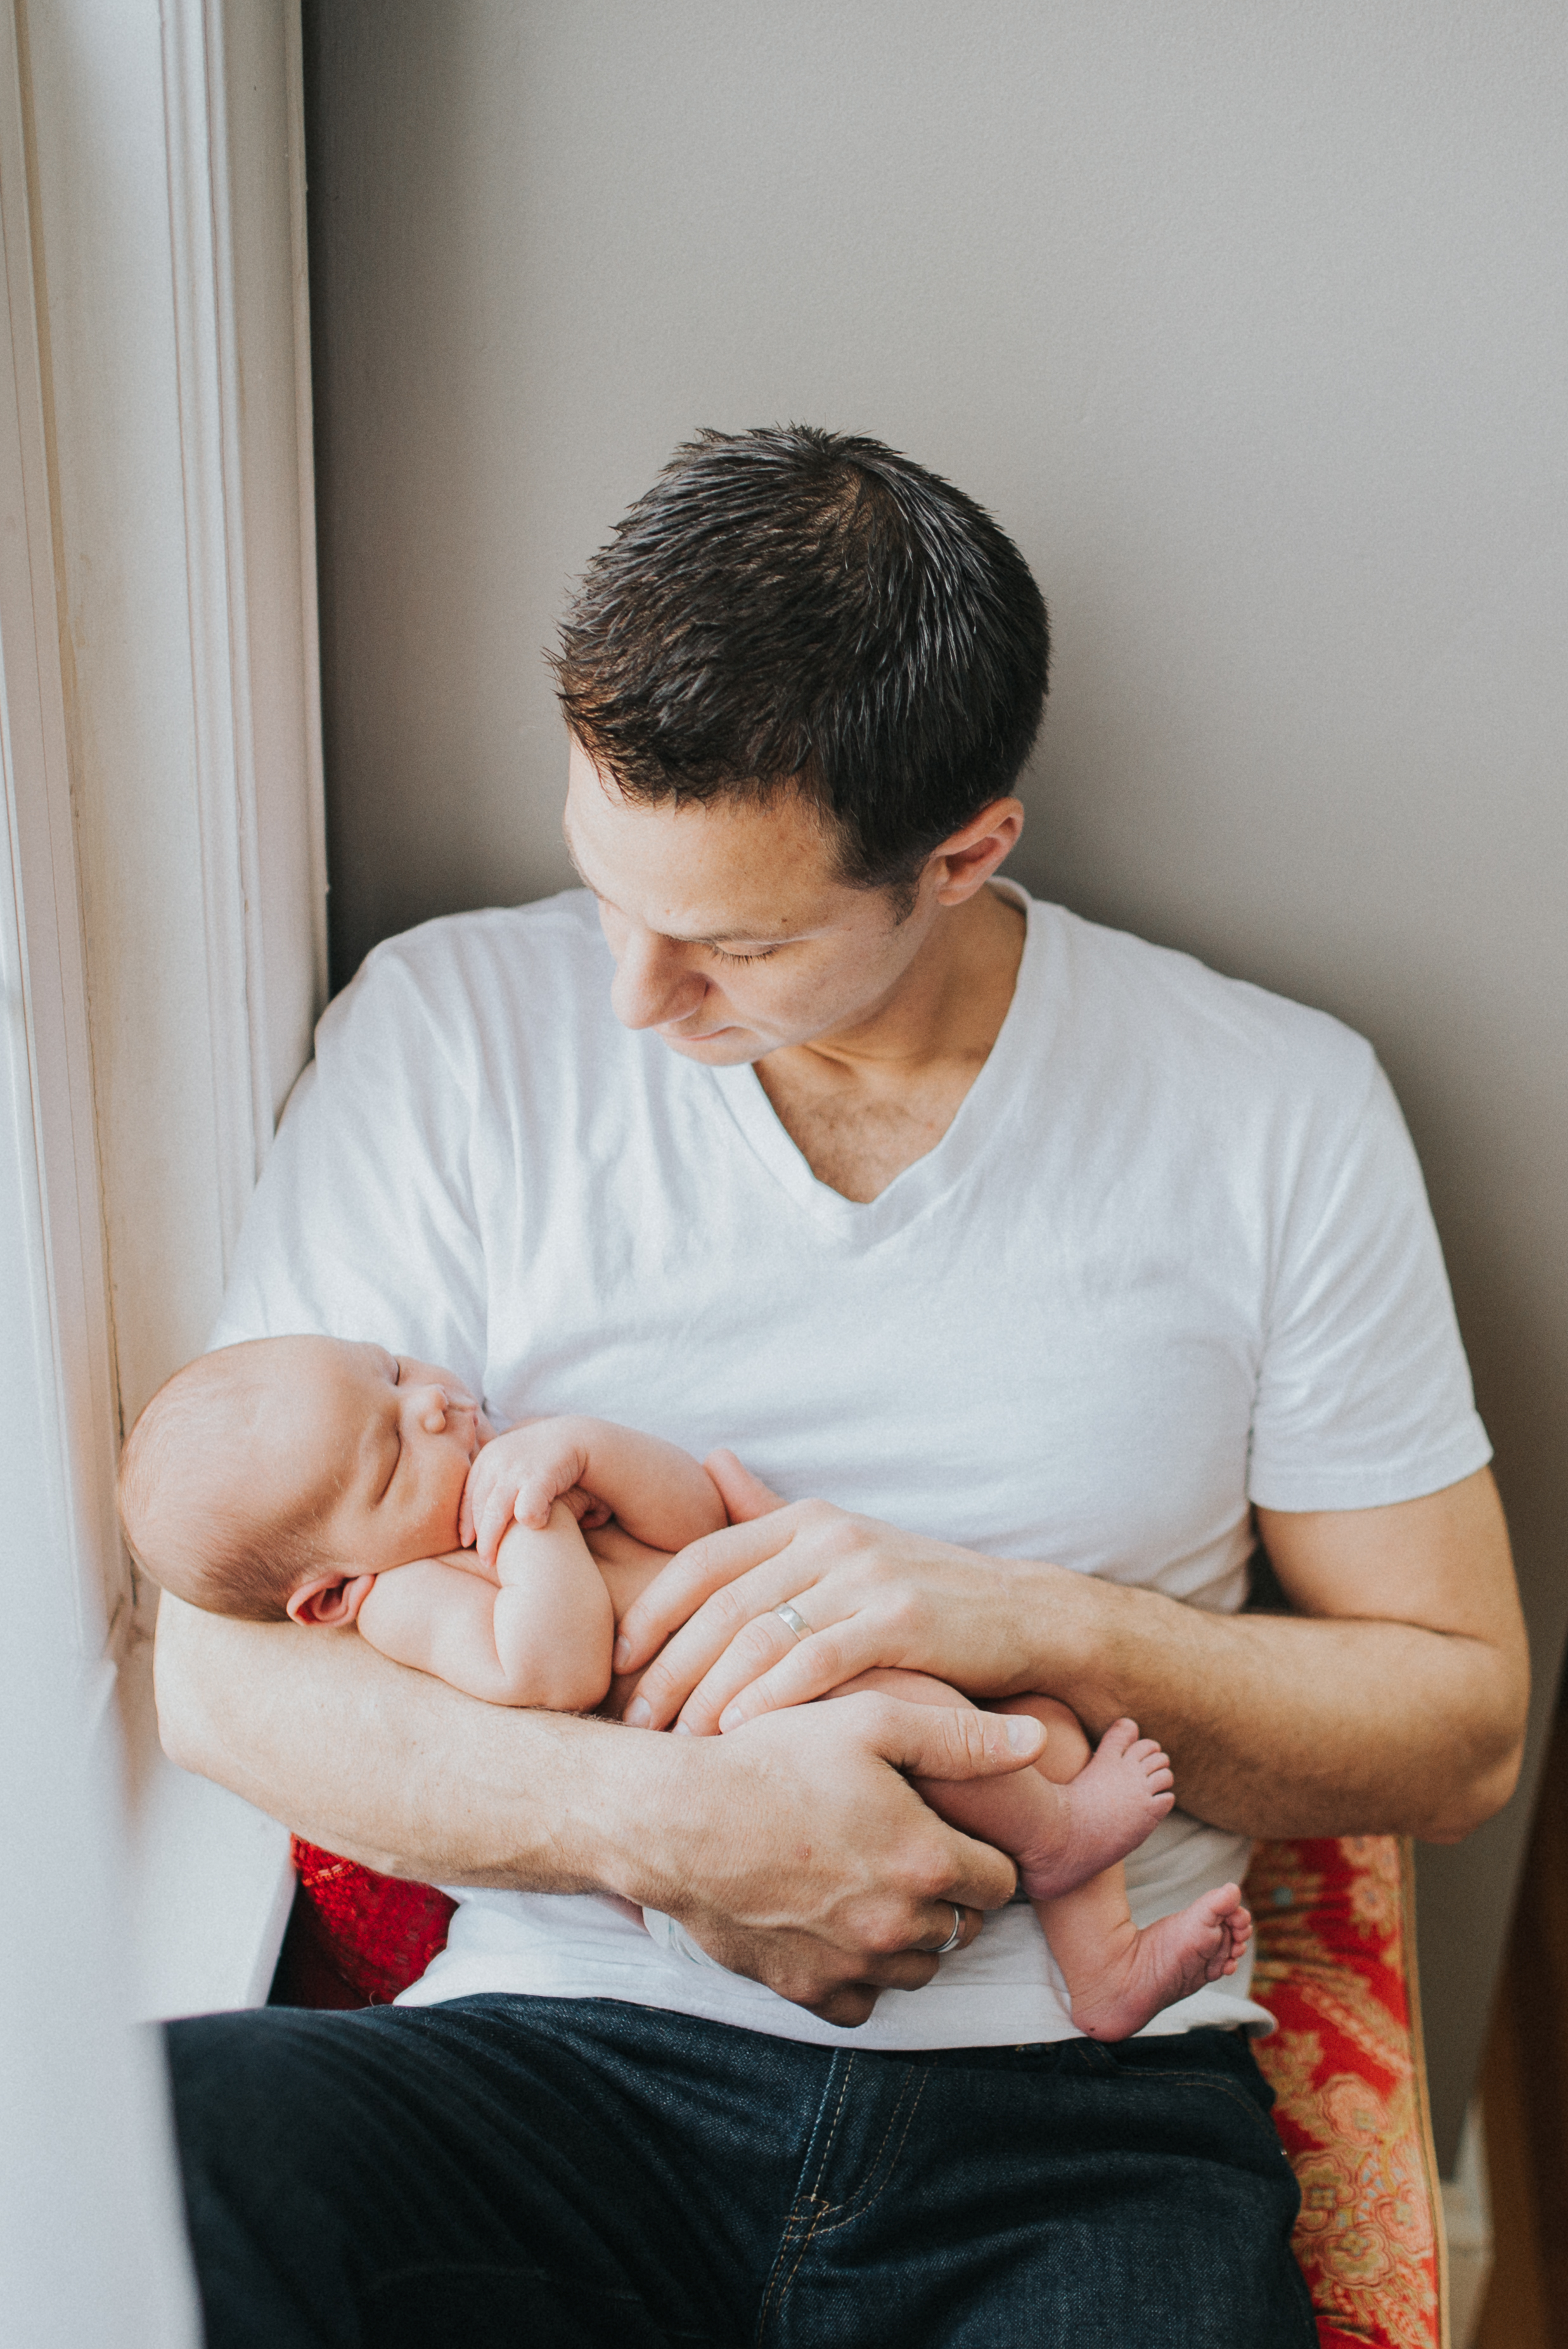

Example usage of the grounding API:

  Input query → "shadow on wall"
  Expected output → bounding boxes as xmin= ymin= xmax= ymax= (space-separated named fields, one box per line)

xmin=304 ymin=1 xmax=473 ymax=992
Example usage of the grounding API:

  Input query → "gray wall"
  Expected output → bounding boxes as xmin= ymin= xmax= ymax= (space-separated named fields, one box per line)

xmin=304 ymin=0 xmax=1568 ymax=2164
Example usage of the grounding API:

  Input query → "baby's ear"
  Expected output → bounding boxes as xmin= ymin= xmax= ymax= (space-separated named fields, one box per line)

xmin=286 ymin=1572 xmax=376 ymax=1628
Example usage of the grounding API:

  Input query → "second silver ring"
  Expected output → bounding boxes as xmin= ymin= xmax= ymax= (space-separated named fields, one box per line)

xmin=774 ymin=1602 xmax=813 ymax=1644
xmin=932 ymin=1904 xmax=965 ymax=1956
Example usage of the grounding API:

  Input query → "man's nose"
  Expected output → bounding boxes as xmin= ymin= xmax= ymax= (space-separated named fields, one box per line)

xmin=610 ymin=929 xmax=706 ymax=1031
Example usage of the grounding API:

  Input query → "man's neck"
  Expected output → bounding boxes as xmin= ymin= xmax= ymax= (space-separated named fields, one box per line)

xmin=754 ymin=886 xmax=1026 ymax=1202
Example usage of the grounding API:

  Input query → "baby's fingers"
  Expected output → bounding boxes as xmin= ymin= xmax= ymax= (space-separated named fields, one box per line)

xmin=512 ymin=1471 xmax=562 ymax=1531
xmin=475 ymin=1483 xmax=522 ymax=1569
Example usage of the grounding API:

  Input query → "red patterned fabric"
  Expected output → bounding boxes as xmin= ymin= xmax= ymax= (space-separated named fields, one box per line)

xmin=279 ymin=1832 xmax=1444 ymax=2347
xmin=1243 ymin=1836 xmax=1444 ymax=2349
xmin=275 ymin=1837 xmax=455 ymax=2009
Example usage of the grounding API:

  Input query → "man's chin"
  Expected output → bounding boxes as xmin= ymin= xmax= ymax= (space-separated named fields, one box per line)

xmin=654 ymin=1026 xmax=768 ymax=1066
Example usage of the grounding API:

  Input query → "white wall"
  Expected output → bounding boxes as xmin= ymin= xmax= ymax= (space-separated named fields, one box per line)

xmin=304 ymin=0 xmax=1568 ymax=2163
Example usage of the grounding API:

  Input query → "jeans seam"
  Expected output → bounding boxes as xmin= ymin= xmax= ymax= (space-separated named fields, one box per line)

xmin=755 ymin=2067 xmax=930 ymax=2344
xmin=754 ymin=2056 xmax=855 ymax=2342
xmin=809 ymin=2069 xmax=928 ymax=2237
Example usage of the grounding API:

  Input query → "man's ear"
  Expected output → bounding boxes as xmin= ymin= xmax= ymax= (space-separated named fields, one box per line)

xmin=929 ymin=797 xmax=1025 ymax=906
xmin=286 ymin=1572 xmax=376 ymax=1627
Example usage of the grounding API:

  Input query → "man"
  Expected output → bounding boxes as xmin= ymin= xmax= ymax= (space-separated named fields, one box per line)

xmin=158 ymin=426 xmax=1527 ymax=2346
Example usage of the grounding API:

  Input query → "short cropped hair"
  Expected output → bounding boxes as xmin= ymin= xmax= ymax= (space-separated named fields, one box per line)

xmin=552 ymin=426 xmax=1049 ymax=893
xmin=117 ymin=1354 xmax=331 ymax=1623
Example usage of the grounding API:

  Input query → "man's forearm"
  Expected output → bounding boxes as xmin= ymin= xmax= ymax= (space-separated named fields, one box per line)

xmin=153 ymin=1590 xmax=1041 ymax=2028
xmin=614 ymin=1464 xmax=1528 ymax=1844
xmin=1036 ymin=1571 xmax=1525 ymax=1843
xmin=154 ymin=1593 xmax=643 ymax=1889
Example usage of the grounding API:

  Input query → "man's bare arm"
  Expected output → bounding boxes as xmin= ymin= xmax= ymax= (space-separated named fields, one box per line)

xmin=151 ymin=1593 xmax=1036 ymax=2025
xmin=1055 ymin=1468 xmax=1527 ymax=1839
xmin=616 ymin=1466 xmax=1528 ymax=1844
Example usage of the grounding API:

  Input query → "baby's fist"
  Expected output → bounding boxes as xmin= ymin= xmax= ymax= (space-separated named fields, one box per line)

xmin=462 ymin=1422 xmax=596 ymax=1571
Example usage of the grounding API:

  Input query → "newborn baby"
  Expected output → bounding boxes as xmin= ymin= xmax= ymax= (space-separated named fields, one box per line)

xmin=120 ymin=1335 xmax=1250 ymax=2040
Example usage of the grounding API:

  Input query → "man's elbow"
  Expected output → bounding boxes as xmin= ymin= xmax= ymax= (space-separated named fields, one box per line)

xmin=1416 ymin=1727 xmax=1528 ymax=1845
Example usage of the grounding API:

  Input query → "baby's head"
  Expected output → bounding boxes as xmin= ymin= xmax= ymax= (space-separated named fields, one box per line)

xmin=118 ymin=1335 xmax=484 ymax=1625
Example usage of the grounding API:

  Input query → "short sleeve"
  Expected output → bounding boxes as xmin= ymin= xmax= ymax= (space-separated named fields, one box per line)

xmin=1247 ymin=1057 xmax=1491 ymax=1510
xmin=211 ymin=944 xmax=489 ymax=1396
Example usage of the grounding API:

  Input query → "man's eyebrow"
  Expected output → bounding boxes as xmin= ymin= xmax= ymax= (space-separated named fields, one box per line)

xmin=560 ymin=821 xmax=800 ymax=947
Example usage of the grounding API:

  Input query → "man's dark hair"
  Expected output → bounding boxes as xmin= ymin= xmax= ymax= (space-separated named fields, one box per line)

xmin=552 ymin=425 xmax=1049 ymax=894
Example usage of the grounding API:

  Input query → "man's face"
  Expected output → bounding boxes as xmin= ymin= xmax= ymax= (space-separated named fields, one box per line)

xmin=563 ymin=738 xmax=935 ymax=1064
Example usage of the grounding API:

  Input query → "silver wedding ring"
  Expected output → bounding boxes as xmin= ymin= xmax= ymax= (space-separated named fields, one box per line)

xmin=932 ymin=1905 xmax=965 ymax=1956
xmin=773 ymin=1602 xmax=812 ymax=1643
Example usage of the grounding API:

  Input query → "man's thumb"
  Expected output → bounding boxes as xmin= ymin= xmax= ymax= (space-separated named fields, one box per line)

xmin=705 ymin=1448 xmax=788 ymax=1524
xmin=892 ymin=1702 xmax=1046 ymax=1782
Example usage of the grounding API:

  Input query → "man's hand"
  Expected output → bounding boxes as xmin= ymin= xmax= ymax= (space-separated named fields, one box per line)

xmin=612 ymin=1457 xmax=1529 ymax=1845
xmin=617 ymin=1471 xmax=1045 ymax=1734
xmin=631 ymin=1691 xmax=1042 ymax=2023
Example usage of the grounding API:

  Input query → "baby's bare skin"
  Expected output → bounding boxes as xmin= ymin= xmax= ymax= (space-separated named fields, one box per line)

xmin=126 ymin=1335 xmax=1250 ymax=2037
xmin=830 ymin=1670 xmax=1250 ymax=2038
xmin=350 ymin=1417 xmax=728 ymax=1708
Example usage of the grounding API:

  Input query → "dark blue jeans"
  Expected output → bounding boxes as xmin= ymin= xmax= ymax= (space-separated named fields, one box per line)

xmin=166 ymin=1996 xmax=1316 ymax=2347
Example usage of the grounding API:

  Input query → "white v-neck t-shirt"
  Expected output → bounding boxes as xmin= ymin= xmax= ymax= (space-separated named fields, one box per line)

xmin=213 ymin=884 xmax=1489 ymax=2048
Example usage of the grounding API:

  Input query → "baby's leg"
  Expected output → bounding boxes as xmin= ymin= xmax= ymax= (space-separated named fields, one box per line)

xmin=836 ymin=1675 xmax=1252 ymax=2039
xmin=1036 ymin=1865 xmax=1252 ymax=2041
xmin=830 ymin=1673 xmax=1174 ymax=1898
xmin=993 ymin=1696 xmax=1252 ymax=2040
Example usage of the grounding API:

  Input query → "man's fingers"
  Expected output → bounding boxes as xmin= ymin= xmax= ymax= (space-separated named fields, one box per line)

xmin=871 ymin=1693 xmax=1045 ymax=1785
xmin=786 ymin=1922 xmax=984 ymax=2023
xmin=626 ymin=1561 xmax=825 ymax=1727
xmin=614 ymin=1512 xmax=804 ymax=1677
xmin=781 ymin=1905 xmax=987 ymax=2023
xmin=802 ymin=1984 xmax=884 ymax=2026
xmin=692 ymin=1611 xmax=897 ymax=1735
xmin=704 ymin=1449 xmax=789 ymax=1524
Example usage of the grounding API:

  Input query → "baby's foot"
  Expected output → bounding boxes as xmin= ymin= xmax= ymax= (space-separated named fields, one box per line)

xmin=1067 ymin=1886 xmax=1253 ymax=2042
xmin=1015 ymin=1719 xmax=1174 ymax=1902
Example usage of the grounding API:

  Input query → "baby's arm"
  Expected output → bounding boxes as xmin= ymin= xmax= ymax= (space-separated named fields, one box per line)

xmin=465 ymin=1415 xmax=728 ymax=1570
xmin=357 ymin=1506 xmax=614 ymax=1709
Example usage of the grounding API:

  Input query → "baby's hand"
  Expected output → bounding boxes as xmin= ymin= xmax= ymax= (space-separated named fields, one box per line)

xmin=461 ymin=1420 xmax=605 ymax=1571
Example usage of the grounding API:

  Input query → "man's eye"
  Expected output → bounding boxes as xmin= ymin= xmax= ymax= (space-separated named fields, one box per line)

xmin=710 ymin=945 xmax=778 ymax=965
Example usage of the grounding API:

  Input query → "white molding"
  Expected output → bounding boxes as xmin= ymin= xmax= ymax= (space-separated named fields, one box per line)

xmin=20 ymin=0 xmax=326 ymax=1417
xmin=0 ymin=0 xmax=122 ymax=1645
xmin=1 ymin=14 xmax=200 ymax=2326
xmin=158 ymin=0 xmax=273 ymax=1267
